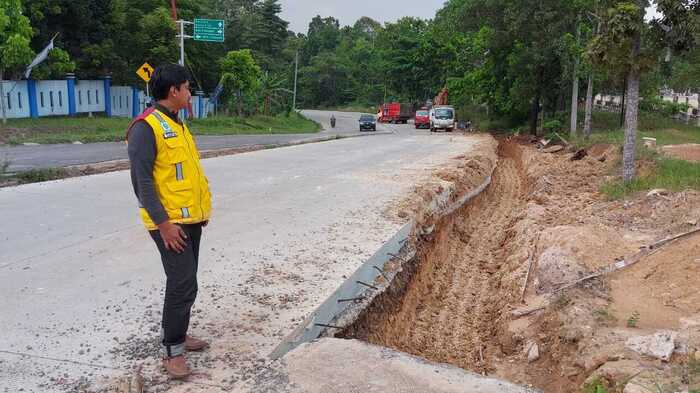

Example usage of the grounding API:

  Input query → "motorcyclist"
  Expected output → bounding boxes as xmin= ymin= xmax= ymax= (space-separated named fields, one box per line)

xmin=330 ymin=114 xmax=336 ymax=128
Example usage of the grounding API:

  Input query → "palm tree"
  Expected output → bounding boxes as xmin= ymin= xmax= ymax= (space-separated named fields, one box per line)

xmin=258 ymin=72 xmax=293 ymax=115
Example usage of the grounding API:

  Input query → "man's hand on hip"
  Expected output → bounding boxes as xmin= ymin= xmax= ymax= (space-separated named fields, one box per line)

xmin=157 ymin=221 xmax=188 ymax=253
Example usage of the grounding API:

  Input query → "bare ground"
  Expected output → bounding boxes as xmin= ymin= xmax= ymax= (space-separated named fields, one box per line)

xmin=662 ymin=143 xmax=700 ymax=162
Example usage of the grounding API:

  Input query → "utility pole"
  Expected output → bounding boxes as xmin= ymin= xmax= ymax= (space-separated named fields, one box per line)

xmin=292 ymin=50 xmax=299 ymax=111
xmin=176 ymin=20 xmax=193 ymax=67
xmin=179 ymin=20 xmax=185 ymax=66
xmin=171 ymin=1 xmax=192 ymax=67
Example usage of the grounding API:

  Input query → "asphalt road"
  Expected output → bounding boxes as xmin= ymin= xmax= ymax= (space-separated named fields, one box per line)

xmin=0 ymin=117 xmax=490 ymax=392
xmin=0 ymin=110 xmax=394 ymax=171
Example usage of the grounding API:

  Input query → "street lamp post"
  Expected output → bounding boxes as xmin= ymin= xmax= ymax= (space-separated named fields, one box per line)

xmin=292 ymin=50 xmax=298 ymax=111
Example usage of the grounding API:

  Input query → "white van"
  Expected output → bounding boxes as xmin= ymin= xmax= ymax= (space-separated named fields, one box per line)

xmin=429 ymin=105 xmax=455 ymax=132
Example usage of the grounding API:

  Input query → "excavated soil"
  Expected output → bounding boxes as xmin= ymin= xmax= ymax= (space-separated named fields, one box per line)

xmin=342 ymin=140 xmax=529 ymax=374
xmin=341 ymin=138 xmax=700 ymax=393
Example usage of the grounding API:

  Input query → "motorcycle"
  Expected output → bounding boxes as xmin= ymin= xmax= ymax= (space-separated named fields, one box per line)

xmin=330 ymin=116 xmax=336 ymax=128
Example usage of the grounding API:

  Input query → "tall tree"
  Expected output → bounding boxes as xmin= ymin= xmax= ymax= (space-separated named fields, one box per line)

xmin=589 ymin=0 xmax=698 ymax=182
xmin=0 ymin=0 xmax=34 ymax=123
xmin=220 ymin=49 xmax=261 ymax=115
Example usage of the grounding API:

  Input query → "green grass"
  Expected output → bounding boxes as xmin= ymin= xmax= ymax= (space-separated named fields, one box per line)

xmin=3 ymin=168 xmax=68 ymax=184
xmin=319 ymin=104 xmax=376 ymax=114
xmin=593 ymin=307 xmax=618 ymax=326
xmin=191 ymin=112 xmax=320 ymax=135
xmin=601 ymin=156 xmax=700 ymax=199
xmin=1 ymin=112 xmax=320 ymax=145
xmin=568 ymin=111 xmax=700 ymax=148
xmin=580 ymin=378 xmax=609 ymax=393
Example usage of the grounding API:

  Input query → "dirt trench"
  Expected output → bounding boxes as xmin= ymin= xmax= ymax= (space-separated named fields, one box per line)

xmin=340 ymin=139 xmax=529 ymax=375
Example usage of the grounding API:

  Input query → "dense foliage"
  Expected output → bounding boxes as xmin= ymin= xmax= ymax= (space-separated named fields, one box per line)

xmin=6 ymin=0 xmax=699 ymax=125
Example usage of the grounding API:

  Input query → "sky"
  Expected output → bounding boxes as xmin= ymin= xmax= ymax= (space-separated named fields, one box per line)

xmin=277 ymin=0 xmax=447 ymax=34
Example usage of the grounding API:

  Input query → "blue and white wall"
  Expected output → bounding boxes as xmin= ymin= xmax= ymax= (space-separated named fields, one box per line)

xmin=0 ymin=76 xmax=211 ymax=120
xmin=1 ymin=81 xmax=30 ymax=119
xmin=111 ymin=86 xmax=133 ymax=118
xmin=36 ymin=80 xmax=70 ymax=116
xmin=74 ymin=80 xmax=105 ymax=114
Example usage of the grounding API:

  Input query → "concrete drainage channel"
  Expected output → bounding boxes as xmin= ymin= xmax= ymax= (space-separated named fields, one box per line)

xmin=268 ymin=140 xmax=540 ymax=392
xmin=270 ymin=158 xmax=496 ymax=360
xmin=270 ymin=142 xmax=536 ymax=393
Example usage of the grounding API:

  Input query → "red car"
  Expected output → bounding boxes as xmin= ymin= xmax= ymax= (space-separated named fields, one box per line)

xmin=414 ymin=109 xmax=430 ymax=129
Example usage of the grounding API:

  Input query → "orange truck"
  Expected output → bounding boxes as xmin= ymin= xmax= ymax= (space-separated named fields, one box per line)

xmin=377 ymin=103 xmax=413 ymax=123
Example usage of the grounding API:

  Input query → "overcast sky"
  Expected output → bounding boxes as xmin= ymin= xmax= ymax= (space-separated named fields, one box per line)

xmin=278 ymin=0 xmax=447 ymax=34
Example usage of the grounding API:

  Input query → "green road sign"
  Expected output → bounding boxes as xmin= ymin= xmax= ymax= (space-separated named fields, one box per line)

xmin=194 ymin=19 xmax=224 ymax=42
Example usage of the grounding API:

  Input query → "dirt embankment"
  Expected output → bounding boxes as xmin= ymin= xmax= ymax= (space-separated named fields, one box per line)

xmin=341 ymin=138 xmax=700 ymax=392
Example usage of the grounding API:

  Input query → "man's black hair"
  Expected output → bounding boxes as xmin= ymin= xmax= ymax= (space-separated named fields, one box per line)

xmin=148 ymin=64 xmax=190 ymax=100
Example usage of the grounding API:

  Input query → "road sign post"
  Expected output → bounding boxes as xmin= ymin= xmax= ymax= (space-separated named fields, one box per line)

xmin=193 ymin=19 xmax=224 ymax=42
xmin=136 ymin=62 xmax=154 ymax=83
xmin=136 ymin=62 xmax=155 ymax=106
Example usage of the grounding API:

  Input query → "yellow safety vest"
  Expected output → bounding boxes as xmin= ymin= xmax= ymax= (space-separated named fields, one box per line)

xmin=138 ymin=109 xmax=212 ymax=230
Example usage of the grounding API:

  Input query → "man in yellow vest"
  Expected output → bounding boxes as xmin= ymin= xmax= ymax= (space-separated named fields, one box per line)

xmin=127 ymin=64 xmax=212 ymax=379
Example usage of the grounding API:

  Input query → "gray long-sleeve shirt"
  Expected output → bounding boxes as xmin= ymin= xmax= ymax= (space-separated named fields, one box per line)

xmin=127 ymin=103 xmax=182 ymax=227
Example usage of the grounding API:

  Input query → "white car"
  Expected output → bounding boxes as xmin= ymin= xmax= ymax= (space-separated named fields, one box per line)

xmin=430 ymin=105 xmax=455 ymax=132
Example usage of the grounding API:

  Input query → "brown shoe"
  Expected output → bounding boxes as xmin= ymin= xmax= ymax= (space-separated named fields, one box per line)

xmin=162 ymin=355 xmax=190 ymax=379
xmin=185 ymin=335 xmax=209 ymax=351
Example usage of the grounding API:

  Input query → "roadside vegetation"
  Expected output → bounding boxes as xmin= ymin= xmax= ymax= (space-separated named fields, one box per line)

xmin=559 ymin=111 xmax=700 ymax=200
xmin=466 ymin=107 xmax=700 ymax=200
xmin=319 ymin=104 xmax=377 ymax=114
xmin=0 ymin=160 xmax=68 ymax=186
xmin=0 ymin=112 xmax=320 ymax=145
xmin=601 ymin=154 xmax=700 ymax=199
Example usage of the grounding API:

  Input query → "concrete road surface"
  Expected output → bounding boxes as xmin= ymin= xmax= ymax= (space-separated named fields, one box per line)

xmin=248 ymin=338 xmax=541 ymax=393
xmin=0 ymin=109 xmax=394 ymax=171
xmin=0 ymin=117 xmax=504 ymax=392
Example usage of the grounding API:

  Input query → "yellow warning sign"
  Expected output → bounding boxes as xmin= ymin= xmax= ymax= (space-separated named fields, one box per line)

xmin=136 ymin=62 xmax=155 ymax=82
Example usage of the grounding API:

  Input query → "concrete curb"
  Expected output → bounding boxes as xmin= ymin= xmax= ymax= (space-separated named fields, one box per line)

xmin=270 ymin=156 xmax=498 ymax=359
xmin=0 ymin=131 xmax=394 ymax=188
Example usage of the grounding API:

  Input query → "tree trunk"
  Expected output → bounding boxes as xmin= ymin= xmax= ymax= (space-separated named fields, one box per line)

xmin=0 ymin=69 xmax=6 ymax=125
xmin=570 ymin=19 xmax=582 ymax=137
xmin=236 ymin=89 xmax=242 ymax=117
xmin=622 ymin=34 xmax=642 ymax=183
xmin=584 ymin=75 xmax=594 ymax=139
xmin=530 ymin=92 xmax=540 ymax=135
xmin=623 ymin=70 xmax=640 ymax=183
xmin=619 ymin=77 xmax=627 ymax=128
xmin=530 ymin=69 xmax=543 ymax=135
xmin=570 ymin=71 xmax=579 ymax=137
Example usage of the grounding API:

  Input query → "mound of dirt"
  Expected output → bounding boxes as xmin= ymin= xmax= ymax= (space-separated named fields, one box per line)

xmin=386 ymin=135 xmax=498 ymax=225
xmin=610 ymin=234 xmax=700 ymax=330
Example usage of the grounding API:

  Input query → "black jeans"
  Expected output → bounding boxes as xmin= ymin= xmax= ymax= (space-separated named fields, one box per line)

xmin=149 ymin=223 xmax=202 ymax=357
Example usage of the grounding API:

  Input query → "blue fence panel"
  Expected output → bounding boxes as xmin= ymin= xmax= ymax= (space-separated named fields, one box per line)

xmin=36 ymin=80 xmax=69 ymax=117
xmin=75 ymin=80 xmax=105 ymax=114
xmin=0 ymin=81 xmax=30 ymax=119
xmin=111 ymin=86 xmax=134 ymax=118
